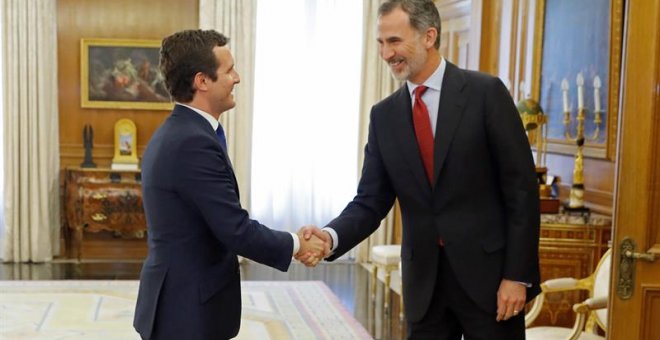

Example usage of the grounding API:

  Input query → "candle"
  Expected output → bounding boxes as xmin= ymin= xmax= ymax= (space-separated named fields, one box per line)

xmin=519 ymin=80 xmax=525 ymax=100
xmin=576 ymin=73 xmax=584 ymax=109
xmin=561 ymin=78 xmax=570 ymax=112
xmin=593 ymin=76 xmax=602 ymax=112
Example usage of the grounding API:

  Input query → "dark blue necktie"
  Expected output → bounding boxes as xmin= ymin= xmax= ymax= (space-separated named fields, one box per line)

xmin=216 ymin=124 xmax=227 ymax=151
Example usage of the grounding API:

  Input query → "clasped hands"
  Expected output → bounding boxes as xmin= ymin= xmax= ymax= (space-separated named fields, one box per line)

xmin=294 ymin=225 xmax=332 ymax=267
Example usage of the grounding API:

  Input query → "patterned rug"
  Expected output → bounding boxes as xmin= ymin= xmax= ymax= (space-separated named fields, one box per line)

xmin=0 ymin=280 xmax=371 ymax=339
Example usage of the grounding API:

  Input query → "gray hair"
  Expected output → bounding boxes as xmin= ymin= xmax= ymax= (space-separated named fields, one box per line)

xmin=378 ymin=0 xmax=442 ymax=49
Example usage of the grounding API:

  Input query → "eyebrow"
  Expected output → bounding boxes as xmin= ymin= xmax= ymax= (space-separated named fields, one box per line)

xmin=377 ymin=36 xmax=402 ymax=43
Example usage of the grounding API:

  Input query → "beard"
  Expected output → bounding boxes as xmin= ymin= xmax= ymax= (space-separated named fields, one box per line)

xmin=388 ymin=41 xmax=427 ymax=81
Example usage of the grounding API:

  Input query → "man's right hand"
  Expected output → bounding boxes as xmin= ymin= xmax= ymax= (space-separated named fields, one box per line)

xmin=295 ymin=225 xmax=332 ymax=267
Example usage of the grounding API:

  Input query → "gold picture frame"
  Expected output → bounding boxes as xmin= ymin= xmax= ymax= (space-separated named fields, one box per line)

xmin=81 ymin=38 xmax=173 ymax=110
xmin=531 ymin=0 xmax=623 ymax=159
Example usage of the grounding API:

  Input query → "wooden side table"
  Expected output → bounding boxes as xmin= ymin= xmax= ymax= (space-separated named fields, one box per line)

xmin=63 ymin=167 xmax=146 ymax=260
xmin=530 ymin=214 xmax=612 ymax=328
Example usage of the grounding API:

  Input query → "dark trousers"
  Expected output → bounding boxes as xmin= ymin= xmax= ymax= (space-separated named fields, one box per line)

xmin=407 ymin=247 xmax=525 ymax=340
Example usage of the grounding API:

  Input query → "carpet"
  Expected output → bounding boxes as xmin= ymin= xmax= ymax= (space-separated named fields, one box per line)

xmin=0 ymin=280 xmax=372 ymax=339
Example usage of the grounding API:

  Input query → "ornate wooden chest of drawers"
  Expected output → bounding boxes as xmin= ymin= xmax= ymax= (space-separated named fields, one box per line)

xmin=530 ymin=213 xmax=612 ymax=328
xmin=64 ymin=167 xmax=146 ymax=260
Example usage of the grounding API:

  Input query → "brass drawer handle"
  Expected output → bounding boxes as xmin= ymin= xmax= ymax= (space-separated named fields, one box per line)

xmin=91 ymin=213 xmax=107 ymax=222
xmin=92 ymin=192 xmax=108 ymax=200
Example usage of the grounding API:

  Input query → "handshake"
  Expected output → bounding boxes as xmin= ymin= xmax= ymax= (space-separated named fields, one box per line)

xmin=294 ymin=225 xmax=333 ymax=267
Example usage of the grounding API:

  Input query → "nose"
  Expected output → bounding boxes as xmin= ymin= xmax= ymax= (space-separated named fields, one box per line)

xmin=232 ymin=70 xmax=241 ymax=84
xmin=380 ymin=43 xmax=394 ymax=61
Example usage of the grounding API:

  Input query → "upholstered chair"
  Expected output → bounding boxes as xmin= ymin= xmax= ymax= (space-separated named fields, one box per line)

xmin=370 ymin=245 xmax=402 ymax=320
xmin=525 ymin=249 xmax=611 ymax=340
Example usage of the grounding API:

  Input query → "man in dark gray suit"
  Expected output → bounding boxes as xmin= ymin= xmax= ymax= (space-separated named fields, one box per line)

xmin=133 ymin=29 xmax=328 ymax=340
xmin=300 ymin=1 xmax=540 ymax=338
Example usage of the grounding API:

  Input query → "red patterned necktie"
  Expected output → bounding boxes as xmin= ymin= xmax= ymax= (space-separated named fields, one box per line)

xmin=413 ymin=85 xmax=434 ymax=184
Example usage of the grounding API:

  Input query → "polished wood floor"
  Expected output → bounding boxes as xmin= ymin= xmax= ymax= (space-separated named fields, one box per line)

xmin=0 ymin=259 xmax=407 ymax=339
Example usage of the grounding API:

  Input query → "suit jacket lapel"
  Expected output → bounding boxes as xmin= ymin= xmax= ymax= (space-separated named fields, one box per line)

xmin=391 ymin=86 xmax=433 ymax=198
xmin=432 ymin=62 xmax=467 ymax=187
xmin=173 ymin=105 xmax=241 ymax=199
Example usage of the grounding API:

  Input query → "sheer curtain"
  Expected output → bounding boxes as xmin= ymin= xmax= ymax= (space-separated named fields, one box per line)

xmin=2 ymin=0 xmax=60 ymax=262
xmin=353 ymin=0 xmax=401 ymax=262
xmin=251 ymin=0 xmax=363 ymax=233
xmin=199 ymin=0 xmax=257 ymax=209
xmin=0 ymin=4 xmax=4 ymax=257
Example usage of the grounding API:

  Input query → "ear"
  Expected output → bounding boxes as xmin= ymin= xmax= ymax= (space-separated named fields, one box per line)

xmin=192 ymin=72 xmax=209 ymax=92
xmin=424 ymin=27 xmax=438 ymax=49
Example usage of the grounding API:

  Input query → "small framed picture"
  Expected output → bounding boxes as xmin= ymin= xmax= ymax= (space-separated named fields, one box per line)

xmin=112 ymin=119 xmax=139 ymax=170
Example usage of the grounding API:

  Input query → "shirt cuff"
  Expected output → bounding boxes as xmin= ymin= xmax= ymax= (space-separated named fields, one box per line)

xmin=322 ymin=227 xmax=339 ymax=252
xmin=516 ymin=281 xmax=532 ymax=288
xmin=289 ymin=232 xmax=300 ymax=256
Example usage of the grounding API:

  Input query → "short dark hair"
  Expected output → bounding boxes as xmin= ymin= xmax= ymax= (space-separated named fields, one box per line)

xmin=159 ymin=29 xmax=229 ymax=102
xmin=378 ymin=0 xmax=442 ymax=49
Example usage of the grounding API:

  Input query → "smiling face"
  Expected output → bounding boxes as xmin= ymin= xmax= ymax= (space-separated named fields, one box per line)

xmin=207 ymin=46 xmax=241 ymax=115
xmin=377 ymin=6 xmax=437 ymax=83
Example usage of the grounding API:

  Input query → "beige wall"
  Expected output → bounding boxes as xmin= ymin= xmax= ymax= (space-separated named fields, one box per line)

xmin=57 ymin=0 xmax=198 ymax=169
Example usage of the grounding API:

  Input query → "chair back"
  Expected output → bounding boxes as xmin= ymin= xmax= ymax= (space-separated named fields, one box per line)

xmin=591 ymin=248 xmax=612 ymax=330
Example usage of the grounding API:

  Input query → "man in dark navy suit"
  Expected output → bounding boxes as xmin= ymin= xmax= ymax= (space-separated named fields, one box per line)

xmin=300 ymin=1 xmax=540 ymax=339
xmin=133 ymin=29 xmax=328 ymax=340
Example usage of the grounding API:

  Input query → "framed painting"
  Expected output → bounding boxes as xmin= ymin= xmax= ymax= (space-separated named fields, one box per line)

xmin=80 ymin=38 xmax=172 ymax=110
xmin=531 ymin=0 xmax=624 ymax=159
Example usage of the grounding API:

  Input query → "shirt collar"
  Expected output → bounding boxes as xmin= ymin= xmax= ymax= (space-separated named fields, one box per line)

xmin=176 ymin=102 xmax=219 ymax=131
xmin=406 ymin=57 xmax=446 ymax=97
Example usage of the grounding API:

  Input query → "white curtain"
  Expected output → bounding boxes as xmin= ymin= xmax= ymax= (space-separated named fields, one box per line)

xmin=2 ymin=0 xmax=60 ymax=262
xmin=250 ymin=0 xmax=363 ymax=233
xmin=199 ymin=0 xmax=257 ymax=209
xmin=0 ymin=3 xmax=4 ymax=258
xmin=354 ymin=0 xmax=401 ymax=263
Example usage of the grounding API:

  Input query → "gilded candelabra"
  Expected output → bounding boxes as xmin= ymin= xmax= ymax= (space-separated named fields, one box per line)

xmin=561 ymin=73 xmax=602 ymax=210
